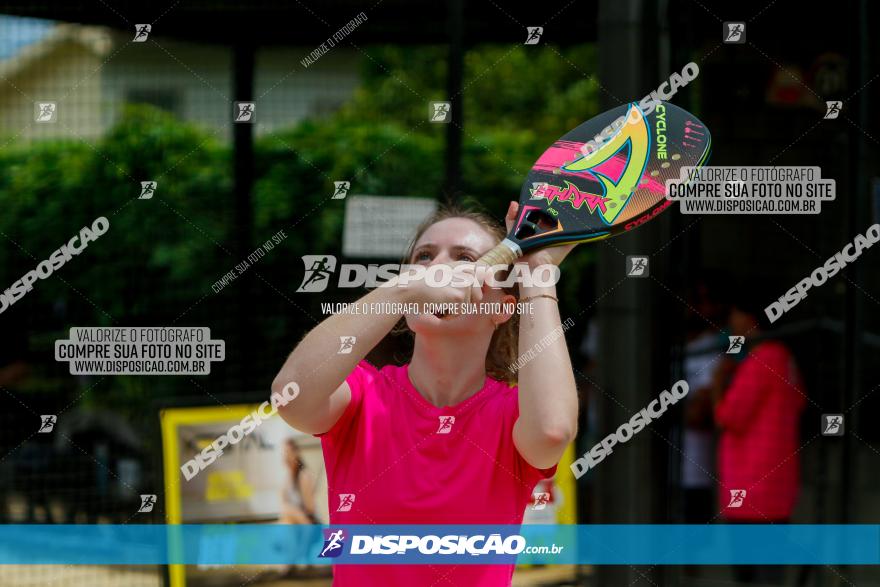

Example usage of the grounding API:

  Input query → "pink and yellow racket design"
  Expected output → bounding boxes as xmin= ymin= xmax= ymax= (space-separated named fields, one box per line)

xmin=478 ymin=101 xmax=711 ymax=265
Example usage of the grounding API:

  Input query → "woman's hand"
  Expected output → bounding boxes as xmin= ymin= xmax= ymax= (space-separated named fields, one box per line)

xmin=504 ymin=201 xmax=577 ymax=268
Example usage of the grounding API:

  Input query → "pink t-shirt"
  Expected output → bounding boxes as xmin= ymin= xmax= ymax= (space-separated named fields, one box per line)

xmin=316 ymin=360 xmax=557 ymax=586
xmin=715 ymin=341 xmax=806 ymax=520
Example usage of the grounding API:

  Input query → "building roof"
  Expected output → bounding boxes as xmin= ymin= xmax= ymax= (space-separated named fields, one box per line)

xmin=0 ymin=19 xmax=112 ymax=81
xmin=0 ymin=1 xmax=597 ymax=46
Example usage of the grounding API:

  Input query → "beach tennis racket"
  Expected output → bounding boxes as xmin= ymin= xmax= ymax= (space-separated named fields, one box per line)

xmin=477 ymin=101 xmax=711 ymax=266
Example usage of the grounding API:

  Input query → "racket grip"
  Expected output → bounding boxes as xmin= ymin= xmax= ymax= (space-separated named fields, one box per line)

xmin=477 ymin=240 xmax=521 ymax=267
xmin=464 ymin=239 xmax=521 ymax=304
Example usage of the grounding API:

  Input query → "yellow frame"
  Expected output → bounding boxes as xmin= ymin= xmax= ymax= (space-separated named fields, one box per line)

xmin=160 ymin=404 xmax=259 ymax=587
xmin=160 ymin=406 xmax=577 ymax=586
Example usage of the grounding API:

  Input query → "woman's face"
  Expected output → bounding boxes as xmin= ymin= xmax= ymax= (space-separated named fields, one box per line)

xmin=404 ymin=217 xmax=514 ymax=335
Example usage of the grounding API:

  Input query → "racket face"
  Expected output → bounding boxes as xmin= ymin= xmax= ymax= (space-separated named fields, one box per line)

xmin=508 ymin=101 xmax=711 ymax=252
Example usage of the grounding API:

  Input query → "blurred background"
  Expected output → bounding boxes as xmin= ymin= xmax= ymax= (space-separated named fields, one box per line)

xmin=0 ymin=0 xmax=878 ymax=586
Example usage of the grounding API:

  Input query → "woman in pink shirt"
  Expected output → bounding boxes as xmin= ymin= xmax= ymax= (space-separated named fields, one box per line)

xmin=713 ymin=292 xmax=806 ymax=584
xmin=273 ymin=203 xmax=579 ymax=586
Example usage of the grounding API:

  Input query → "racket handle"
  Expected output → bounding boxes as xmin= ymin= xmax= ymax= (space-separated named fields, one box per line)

xmin=463 ymin=239 xmax=521 ymax=304
xmin=477 ymin=239 xmax=521 ymax=267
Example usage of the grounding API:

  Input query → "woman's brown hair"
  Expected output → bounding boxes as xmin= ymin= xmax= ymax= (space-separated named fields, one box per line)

xmin=392 ymin=204 xmax=520 ymax=385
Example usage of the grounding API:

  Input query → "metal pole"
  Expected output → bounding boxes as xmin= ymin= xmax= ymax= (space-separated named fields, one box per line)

xmin=595 ymin=1 xmax=662 ymax=585
xmin=841 ymin=0 xmax=869 ymax=525
xmin=444 ymin=0 xmax=464 ymax=201
xmin=232 ymin=43 xmax=255 ymax=391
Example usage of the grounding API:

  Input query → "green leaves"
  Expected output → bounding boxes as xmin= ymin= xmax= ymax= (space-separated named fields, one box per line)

xmin=0 ymin=44 xmax=599 ymax=402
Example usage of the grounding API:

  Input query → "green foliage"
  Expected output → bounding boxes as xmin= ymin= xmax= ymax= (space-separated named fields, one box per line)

xmin=330 ymin=43 xmax=602 ymax=316
xmin=0 ymin=105 xmax=231 ymax=324
xmin=345 ymin=44 xmax=600 ymax=140
xmin=0 ymin=44 xmax=599 ymax=407
xmin=307 ymin=43 xmax=601 ymax=221
xmin=253 ymin=118 xmax=444 ymax=250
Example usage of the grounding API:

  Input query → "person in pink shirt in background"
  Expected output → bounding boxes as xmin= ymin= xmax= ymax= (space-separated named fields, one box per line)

xmin=713 ymin=287 xmax=806 ymax=584
xmin=273 ymin=203 xmax=579 ymax=587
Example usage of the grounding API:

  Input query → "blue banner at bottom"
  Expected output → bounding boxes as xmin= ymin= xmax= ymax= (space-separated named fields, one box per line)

xmin=0 ymin=525 xmax=877 ymax=565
